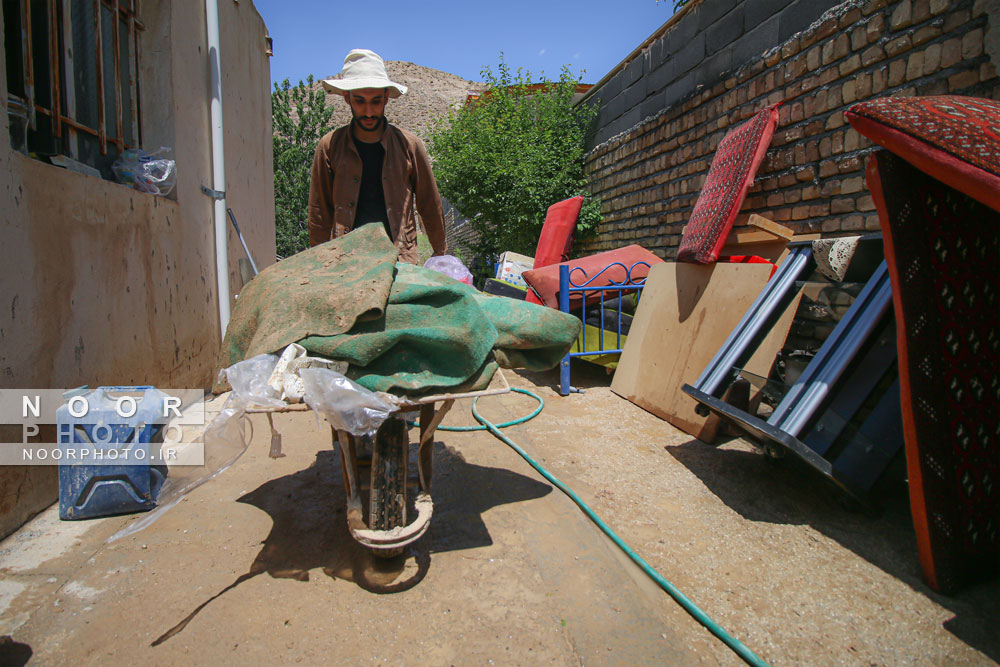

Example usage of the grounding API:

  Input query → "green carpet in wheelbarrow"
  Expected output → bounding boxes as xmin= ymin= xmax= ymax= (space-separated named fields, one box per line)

xmin=213 ymin=224 xmax=581 ymax=396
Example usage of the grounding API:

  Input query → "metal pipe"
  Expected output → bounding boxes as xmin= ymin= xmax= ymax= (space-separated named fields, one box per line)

xmin=559 ymin=265 xmax=573 ymax=395
xmin=22 ymin=1 xmax=35 ymax=129
xmin=769 ymin=261 xmax=893 ymax=436
xmin=227 ymin=208 xmax=259 ymax=276
xmin=126 ymin=10 xmax=139 ymax=145
xmin=112 ymin=0 xmax=124 ymax=150
xmin=94 ymin=0 xmax=107 ymax=151
xmin=205 ymin=0 xmax=231 ymax=336
xmin=692 ymin=245 xmax=813 ymax=396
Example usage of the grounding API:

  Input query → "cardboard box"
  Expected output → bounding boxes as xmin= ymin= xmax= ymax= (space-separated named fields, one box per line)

xmin=495 ymin=251 xmax=534 ymax=287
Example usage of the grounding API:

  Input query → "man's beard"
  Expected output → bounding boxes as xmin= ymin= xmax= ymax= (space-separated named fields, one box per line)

xmin=352 ymin=113 xmax=386 ymax=133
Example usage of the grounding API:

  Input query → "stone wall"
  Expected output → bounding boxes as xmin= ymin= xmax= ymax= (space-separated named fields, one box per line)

xmin=579 ymin=0 xmax=998 ymax=258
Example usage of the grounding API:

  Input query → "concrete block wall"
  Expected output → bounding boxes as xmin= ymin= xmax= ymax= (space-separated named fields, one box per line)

xmin=579 ymin=0 xmax=998 ymax=259
xmin=591 ymin=0 xmax=843 ymax=146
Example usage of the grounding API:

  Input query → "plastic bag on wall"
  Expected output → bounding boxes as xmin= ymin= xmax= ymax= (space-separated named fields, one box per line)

xmin=112 ymin=147 xmax=177 ymax=196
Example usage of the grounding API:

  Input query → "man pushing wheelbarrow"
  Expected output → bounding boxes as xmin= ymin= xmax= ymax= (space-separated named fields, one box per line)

xmin=209 ymin=50 xmax=580 ymax=555
xmin=211 ymin=221 xmax=579 ymax=555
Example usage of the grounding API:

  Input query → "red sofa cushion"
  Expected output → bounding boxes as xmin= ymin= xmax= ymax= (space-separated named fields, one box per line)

xmin=846 ymin=95 xmax=1000 ymax=213
xmin=677 ymin=104 xmax=780 ymax=264
xmin=719 ymin=254 xmax=777 ymax=279
xmin=533 ymin=196 xmax=584 ymax=269
xmin=522 ymin=245 xmax=664 ymax=309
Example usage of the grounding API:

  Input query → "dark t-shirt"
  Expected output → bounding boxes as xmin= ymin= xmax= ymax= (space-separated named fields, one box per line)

xmin=352 ymin=134 xmax=391 ymax=239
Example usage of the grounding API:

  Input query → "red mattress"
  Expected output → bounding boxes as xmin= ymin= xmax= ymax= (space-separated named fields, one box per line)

xmin=533 ymin=196 xmax=584 ymax=269
xmin=522 ymin=245 xmax=663 ymax=309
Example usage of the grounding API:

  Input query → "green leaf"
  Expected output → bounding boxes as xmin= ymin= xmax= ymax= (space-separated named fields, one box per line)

xmin=271 ymin=75 xmax=336 ymax=258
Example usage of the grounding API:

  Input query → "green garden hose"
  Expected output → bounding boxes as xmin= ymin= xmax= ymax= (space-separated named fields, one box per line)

xmin=457 ymin=389 xmax=770 ymax=667
xmin=434 ymin=387 xmax=544 ymax=431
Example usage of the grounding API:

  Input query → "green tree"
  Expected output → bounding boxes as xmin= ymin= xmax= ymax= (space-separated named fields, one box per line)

xmin=428 ymin=57 xmax=600 ymax=280
xmin=272 ymin=75 xmax=335 ymax=258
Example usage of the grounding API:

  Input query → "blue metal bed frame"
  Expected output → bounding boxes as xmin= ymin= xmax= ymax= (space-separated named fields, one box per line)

xmin=557 ymin=261 xmax=652 ymax=396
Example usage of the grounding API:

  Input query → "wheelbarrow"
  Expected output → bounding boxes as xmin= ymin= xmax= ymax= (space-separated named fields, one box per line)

xmin=247 ymin=371 xmax=511 ymax=557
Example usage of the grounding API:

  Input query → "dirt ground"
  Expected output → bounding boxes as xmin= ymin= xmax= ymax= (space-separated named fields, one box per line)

xmin=1 ymin=361 xmax=998 ymax=665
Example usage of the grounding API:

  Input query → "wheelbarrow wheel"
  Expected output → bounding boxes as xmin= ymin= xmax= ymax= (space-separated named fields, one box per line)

xmin=369 ymin=416 xmax=408 ymax=558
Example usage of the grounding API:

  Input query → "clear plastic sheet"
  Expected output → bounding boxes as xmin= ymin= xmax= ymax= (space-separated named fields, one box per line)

xmin=299 ymin=367 xmax=399 ymax=435
xmin=223 ymin=353 xmax=287 ymax=409
xmin=109 ymin=349 xmax=397 ymax=541
xmin=423 ymin=254 xmax=473 ymax=285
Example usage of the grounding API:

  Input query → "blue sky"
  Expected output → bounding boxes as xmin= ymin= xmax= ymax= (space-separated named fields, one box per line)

xmin=253 ymin=0 xmax=679 ymax=86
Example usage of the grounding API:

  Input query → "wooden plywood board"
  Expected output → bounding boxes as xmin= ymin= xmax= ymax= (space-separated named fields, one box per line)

xmin=718 ymin=219 xmax=814 ymax=264
xmin=745 ymin=214 xmax=794 ymax=239
xmin=722 ymin=239 xmax=788 ymax=263
xmin=611 ymin=262 xmax=773 ymax=441
xmin=724 ymin=229 xmax=789 ymax=246
xmin=683 ymin=215 xmax=793 ymax=243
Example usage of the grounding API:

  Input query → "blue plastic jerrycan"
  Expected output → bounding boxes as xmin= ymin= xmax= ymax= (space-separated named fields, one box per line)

xmin=57 ymin=386 xmax=170 ymax=520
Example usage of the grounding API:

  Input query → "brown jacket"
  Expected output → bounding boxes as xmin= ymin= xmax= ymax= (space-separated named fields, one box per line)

xmin=307 ymin=123 xmax=448 ymax=263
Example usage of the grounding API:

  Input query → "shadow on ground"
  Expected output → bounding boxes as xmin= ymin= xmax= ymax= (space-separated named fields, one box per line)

xmin=152 ymin=441 xmax=551 ymax=646
xmin=0 ymin=636 xmax=32 ymax=666
xmin=516 ymin=358 xmax=613 ymax=394
xmin=665 ymin=437 xmax=1000 ymax=662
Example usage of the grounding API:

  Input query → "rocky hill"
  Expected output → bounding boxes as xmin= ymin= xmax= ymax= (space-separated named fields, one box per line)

xmin=311 ymin=61 xmax=485 ymax=142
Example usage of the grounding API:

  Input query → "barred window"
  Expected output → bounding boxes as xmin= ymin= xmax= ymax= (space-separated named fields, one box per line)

xmin=4 ymin=0 xmax=144 ymax=179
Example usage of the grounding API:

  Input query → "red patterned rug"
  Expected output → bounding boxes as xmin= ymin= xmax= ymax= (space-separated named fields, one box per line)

xmin=848 ymin=95 xmax=1000 ymax=213
xmin=677 ymin=104 xmax=779 ymax=264
xmin=867 ymin=149 xmax=1000 ymax=593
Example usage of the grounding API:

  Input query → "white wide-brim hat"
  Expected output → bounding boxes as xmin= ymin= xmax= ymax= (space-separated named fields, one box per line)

xmin=321 ymin=49 xmax=407 ymax=98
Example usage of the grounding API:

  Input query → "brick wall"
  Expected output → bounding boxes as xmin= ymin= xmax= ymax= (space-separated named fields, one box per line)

xmin=580 ymin=0 xmax=999 ymax=259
